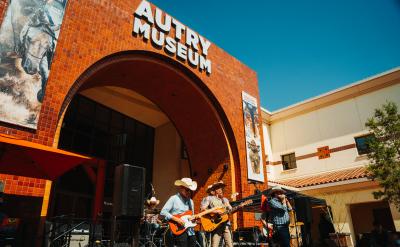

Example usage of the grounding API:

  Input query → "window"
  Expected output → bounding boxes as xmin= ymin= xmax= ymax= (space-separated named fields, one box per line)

xmin=282 ymin=153 xmax=296 ymax=170
xmin=58 ymin=94 xmax=156 ymax=198
xmin=355 ymin=134 xmax=374 ymax=155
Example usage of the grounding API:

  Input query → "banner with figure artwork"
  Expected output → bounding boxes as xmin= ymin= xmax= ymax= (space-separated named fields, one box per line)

xmin=0 ymin=0 xmax=68 ymax=129
xmin=242 ymin=91 xmax=264 ymax=182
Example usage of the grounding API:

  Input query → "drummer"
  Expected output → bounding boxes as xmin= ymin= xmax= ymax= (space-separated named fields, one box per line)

xmin=144 ymin=196 xmax=162 ymax=230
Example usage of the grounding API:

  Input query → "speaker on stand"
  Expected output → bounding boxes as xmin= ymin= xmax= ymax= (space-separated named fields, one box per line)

xmin=112 ymin=164 xmax=146 ymax=247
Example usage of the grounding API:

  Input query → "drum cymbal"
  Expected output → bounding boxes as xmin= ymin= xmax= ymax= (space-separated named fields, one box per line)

xmin=145 ymin=208 xmax=161 ymax=214
xmin=159 ymin=223 xmax=168 ymax=228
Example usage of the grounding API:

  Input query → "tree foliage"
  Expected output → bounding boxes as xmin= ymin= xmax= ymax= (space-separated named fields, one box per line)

xmin=365 ymin=101 xmax=400 ymax=209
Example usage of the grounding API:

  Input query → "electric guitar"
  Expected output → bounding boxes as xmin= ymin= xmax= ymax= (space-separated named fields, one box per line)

xmin=262 ymin=223 xmax=274 ymax=238
xmin=201 ymin=199 xmax=253 ymax=232
xmin=169 ymin=206 xmax=223 ymax=236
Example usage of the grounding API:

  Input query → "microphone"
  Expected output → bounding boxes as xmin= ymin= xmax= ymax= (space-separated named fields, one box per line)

xmin=231 ymin=192 xmax=239 ymax=200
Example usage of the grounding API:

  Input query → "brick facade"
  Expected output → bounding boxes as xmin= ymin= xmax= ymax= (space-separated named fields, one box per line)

xmin=0 ymin=174 xmax=47 ymax=197
xmin=0 ymin=0 xmax=267 ymax=227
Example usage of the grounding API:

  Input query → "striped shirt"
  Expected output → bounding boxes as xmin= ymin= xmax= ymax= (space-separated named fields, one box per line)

xmin=268 ymin=197 xmax=291 ymax=225
xmin=200 ymin=196 xmax=232 ymax=211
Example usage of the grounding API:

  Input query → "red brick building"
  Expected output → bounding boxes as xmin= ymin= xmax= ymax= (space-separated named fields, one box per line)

xmin=0 ymin=0 xmax=267 ymax=244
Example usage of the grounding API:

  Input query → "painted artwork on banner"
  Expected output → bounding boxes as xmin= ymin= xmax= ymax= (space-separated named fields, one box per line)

xmin=242 ymin=91 xmax=264 ymax=182
xmin=0 ymin=0 xmax=68 ymax=129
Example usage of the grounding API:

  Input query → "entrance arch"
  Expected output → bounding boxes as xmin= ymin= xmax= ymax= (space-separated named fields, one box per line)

xmin=57 ymin=51 xmax=241 ymax=207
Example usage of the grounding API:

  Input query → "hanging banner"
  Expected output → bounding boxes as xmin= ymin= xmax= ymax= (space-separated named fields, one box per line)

xmin=0 ymin=0 xmax=68 ymax=129
xmin=242 ymin=91 xmax=264 ymax=182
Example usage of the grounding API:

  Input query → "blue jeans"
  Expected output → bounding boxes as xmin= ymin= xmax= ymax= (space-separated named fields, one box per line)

xmin=275 ymin=225 xmax=290 ymax=247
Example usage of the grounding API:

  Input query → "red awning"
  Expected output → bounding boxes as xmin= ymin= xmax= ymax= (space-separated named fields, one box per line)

xmin=0 ymin=134 xmax=94 ymax=180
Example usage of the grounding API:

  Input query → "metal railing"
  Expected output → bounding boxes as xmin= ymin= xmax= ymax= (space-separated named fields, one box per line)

xmin=49 ymin=221 xmax=87 ymax=247
xmin=47 ymin=214 xmax=87 ymax=247
xmin=46 ymin=215 xmax=113 ymax=247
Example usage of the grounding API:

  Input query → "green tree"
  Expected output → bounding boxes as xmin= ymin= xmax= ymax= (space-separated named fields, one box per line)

xmin=365 ymin=101 xmax=400 ymax=209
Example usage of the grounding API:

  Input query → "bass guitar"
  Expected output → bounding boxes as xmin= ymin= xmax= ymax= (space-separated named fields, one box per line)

xmin=201 ymin=199 xmax=253 ymax=232
xmin=169 ymin=206 xmax=223 ymax=236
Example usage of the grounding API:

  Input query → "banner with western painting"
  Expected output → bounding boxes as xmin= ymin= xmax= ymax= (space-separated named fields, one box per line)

xmin=242 ymin=91 xmax=264 ymax=183
xmin=0 ymin=0 xmax=68 ymax=129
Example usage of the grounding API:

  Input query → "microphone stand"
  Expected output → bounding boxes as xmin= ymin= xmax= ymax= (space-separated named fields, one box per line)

xmin=284 ymin=196 xmax=300 ymax=247
xmin=289 ymin=198 xmax=300 ymax=247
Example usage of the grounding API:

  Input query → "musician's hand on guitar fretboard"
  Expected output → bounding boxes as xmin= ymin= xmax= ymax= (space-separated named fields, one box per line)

xmin=214 ymin=209 xmax=224 ymax=215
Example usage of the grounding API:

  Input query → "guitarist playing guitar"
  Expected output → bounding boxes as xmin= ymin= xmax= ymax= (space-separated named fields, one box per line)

xmin=200 ymin=181 xmax=236 ymax=247
xmin=160 ymin=178 xmax=198 ymax=247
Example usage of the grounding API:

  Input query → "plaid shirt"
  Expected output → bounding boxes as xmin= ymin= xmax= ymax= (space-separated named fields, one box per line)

xmin=144 ymin=212 xmax=159 ymax=224
xmin=268 ymin=197 xmax=291 ymax=226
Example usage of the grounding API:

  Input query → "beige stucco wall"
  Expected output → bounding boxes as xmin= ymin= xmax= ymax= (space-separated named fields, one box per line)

xmin=152 ymin=122 xmax=190 ymax=204
xmin=265 ymin=83 xmax=400 ymax=180
xmin=262 ymin=124 xmax=273 ymax=175
xmin=390 ymin=203 xmax=400 ymax=232
xmin=261 ymin=75 xmax=400 ymax=246
xmin=305 ymin=187 xmax=400 ymax=246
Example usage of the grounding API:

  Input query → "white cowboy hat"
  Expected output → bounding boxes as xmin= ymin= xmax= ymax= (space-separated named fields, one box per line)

xmin=146 ymin=196 xmax=160 ymax=205
xmin=269 ymin=186 xmax=285 ymax=195
xmin=174 ymin=177 xmax=197 ymax=191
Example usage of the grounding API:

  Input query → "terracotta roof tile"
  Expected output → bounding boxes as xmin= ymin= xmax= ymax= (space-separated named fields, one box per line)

xmin=270 ymin=166 xmax=368 ymax=188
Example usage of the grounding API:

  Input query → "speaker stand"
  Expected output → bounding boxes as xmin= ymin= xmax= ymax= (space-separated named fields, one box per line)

xmin=131 ymin=218 xmax=140 ymax=247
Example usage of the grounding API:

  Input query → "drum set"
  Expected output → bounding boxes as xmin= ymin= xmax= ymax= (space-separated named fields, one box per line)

xmin=139 ymin=208 xmax=203 ymax=247
xmin=139 ymin=200 xmax=171 ymax=247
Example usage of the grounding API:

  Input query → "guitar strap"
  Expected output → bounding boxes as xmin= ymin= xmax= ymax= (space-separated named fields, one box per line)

xmin=188 ymin=198 xmax=193 ymax=213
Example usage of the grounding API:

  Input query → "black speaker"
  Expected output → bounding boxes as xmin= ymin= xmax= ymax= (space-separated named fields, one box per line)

xmin=113 ymin=164 xmax=145 ymax=217
xmin=233 ymin=227 xmax=260 ymax=242
xmin=294 ymin=197 xmax=312 ymax=223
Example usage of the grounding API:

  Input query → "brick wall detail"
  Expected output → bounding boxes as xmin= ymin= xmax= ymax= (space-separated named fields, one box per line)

xmin=0 ymin=0 xmax=266 ymax=228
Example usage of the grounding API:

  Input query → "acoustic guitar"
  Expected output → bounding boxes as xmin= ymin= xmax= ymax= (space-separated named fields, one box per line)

xmin=201 ymin=199 xmax=253 ymax=232
xmin=169 ymin=206 xmax=223 ymax=236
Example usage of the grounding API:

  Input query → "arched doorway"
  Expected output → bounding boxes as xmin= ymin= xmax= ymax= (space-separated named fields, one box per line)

xmin=50 ymin=51 xmax=240 ymax=238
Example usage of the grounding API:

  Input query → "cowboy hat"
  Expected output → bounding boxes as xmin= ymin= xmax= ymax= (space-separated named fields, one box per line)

xmin=146 ymin=196 xmax=160 ymax=206
xmin=269 ymin=186 xmax=285 ymax=195
xmin=209 ymin=180 xmax=226 ymax=191
xmin=206 ymin=184 xmax=214 ymax=193
xmin=174 ymin=177 xmax=197 ymax=191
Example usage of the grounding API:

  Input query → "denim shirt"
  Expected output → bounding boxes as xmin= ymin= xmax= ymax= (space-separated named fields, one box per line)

xmin=161 ymin=193 xmax=195 ymax=236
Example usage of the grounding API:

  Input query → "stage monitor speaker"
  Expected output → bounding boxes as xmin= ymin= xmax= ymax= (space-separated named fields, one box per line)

xmin=233 ymin=227 xmax=260 ymax=243
xmin=294 ymin=197 xmax=312 ymax=223
xmin=113 ymin=164 xmax=145 ymax=217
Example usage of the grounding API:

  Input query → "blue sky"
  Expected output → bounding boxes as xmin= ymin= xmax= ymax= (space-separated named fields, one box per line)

xmin=150 ymin=0 xmax=400 ymax=111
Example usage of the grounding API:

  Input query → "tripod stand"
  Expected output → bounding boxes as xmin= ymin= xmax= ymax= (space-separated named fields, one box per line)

xmin=139 ymin=222 xmax=159 ymax=247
